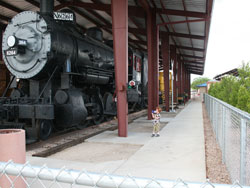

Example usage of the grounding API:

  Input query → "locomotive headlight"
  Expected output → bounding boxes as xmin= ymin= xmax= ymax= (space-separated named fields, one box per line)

xmin=7 ymin=35 xmax=27 ymax=48
xmin=7 ymin=35 xmax=16 ymax=47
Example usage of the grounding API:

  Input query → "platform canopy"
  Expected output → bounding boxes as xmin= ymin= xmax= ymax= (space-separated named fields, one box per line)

xmin=0 ymin=0 xmax=213 ymax=75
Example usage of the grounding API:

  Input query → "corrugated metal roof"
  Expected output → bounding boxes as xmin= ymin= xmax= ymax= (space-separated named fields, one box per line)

xmin=0 ymin=0 xmax=214 ymax=75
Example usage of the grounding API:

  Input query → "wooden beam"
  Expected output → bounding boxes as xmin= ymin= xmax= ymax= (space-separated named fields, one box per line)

xmin=168 ymin=32 xmax=205 ymax=40
xmin=185 ymin=62 xmax=204 ymax=67
xmin=128 ymin=28 xmax=205 ymax=40
xmin=176 ymin=45 xmax=205 ymax=52
xmin=156 ymin=8 xmax=207 ymax=18
xmin=0 ymin=14 xmax=10 ymax=22
xmin=55 ymin=1 xmax=110 ymax=12
xmin=0 ymin=1 xmax=22 ymax=13
xmin=181 ymin=54 xmax=204 ymax=60
xmin=189 ymin=71 xmax=203 ymax=75
xmin=55 ymin=1 xmax=145 ymax=18
xmin=187 ymin=67 xmax=203 ymax=71
xmin=25 ymin=0 xmax=40 ymax=7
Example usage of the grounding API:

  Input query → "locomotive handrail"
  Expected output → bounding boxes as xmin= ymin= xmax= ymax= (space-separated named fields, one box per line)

xmin=38 ymin=66 xmax=58 ymax=100
xmin=1 ymin=76 xmax=15 ymax=98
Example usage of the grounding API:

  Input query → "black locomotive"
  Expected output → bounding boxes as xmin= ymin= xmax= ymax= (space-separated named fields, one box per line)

xmin=0 ymin=1 xmax=148 ymax=140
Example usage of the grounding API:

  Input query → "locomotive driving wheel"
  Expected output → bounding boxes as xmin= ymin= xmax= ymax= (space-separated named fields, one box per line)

xmin=37 ymin=120 xmax=53 ymax=140
xmin=91 ymin=95 xmax=104 ymax=125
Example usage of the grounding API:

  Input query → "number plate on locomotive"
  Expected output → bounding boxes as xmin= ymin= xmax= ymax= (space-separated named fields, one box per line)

xmin=54 ymin=12 xmax=74 ymax=21
xmin=5 ymin=48 xmax=18 ymax=56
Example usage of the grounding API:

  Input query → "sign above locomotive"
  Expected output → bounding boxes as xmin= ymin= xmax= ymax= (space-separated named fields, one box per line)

xmin=53 ymin=12 xmax=74 ymax=21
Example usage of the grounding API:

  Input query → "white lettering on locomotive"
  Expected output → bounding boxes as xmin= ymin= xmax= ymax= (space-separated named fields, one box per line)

xmin=53 ymin=12 xmax=73 ymax=21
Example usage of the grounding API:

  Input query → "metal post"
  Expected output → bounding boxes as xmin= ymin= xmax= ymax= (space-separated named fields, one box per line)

xmin=112 ymin=0 xmax=128 ymax=137
xmin=146 ymin=10 xmax=157 ymax=119
xmin=170 ymin=45 xmax=177 ymax=104
xmin=209 ymin=96 xmax=211 ymax=116
xmin=155 ymin=25 xmax=159 ymax=108
xmin=171 ymin=69 xmax=174 ymax=112
xmin=222 ymin=106 xmax=226 ymax=163
xmin=161 ymin=33 xmax=170 ymax=112
xmin=240 ymin=118 xmax=247 ymax=185
xmin=211 ymin=100 xmax=214 ymax=127
xmin=215 ymin=102 xmax=218 ymax=140
xmin=214 ymin=102 xmax=216 ymax=136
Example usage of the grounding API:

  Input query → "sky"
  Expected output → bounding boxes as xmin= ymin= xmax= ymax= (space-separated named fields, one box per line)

xmin=191 ymin=0 xmax=250 ymax=81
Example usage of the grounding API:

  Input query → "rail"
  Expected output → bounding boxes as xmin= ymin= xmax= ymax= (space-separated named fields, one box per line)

xmin=1 ymin=161 xmax=250 ymax=188
xmin=204 ymin=94 xmax=250 ymax=185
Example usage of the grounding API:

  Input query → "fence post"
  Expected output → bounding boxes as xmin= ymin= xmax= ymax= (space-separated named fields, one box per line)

xmin=212 ymin=100 xmax=214 ymax=126
xmin=209 ymin=96 xmax=211 ymax=119
xmin=209 ymin=97 xmax=211 ymax=121
xmin=222 ymin=106 xmax=226 ymax=163
xmin=215 ymin=102 xmax=218 ymax=140
xmin=240 ymin=118 xmax=246 ymax=185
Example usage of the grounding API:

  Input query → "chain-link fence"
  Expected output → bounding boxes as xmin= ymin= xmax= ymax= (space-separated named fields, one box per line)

xmin=1 ymin=161 xmax=250 ymax=188
xmin=204 ymin=94 xmax=250 ymax=186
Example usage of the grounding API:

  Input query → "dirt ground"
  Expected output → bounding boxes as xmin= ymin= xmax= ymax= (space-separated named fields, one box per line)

xmin=202 ymin=103 xmax=232 ymax=184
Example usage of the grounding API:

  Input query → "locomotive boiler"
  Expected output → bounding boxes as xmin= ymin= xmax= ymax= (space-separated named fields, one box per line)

xmin=0 ymin=0 xmax=148 ymax=140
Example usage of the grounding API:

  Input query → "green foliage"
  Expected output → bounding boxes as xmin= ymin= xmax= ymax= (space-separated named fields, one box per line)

xmin=191 ymin=77 xmax=210 ymax=90
xmin=237 ymin=86 xmax=250 ymax=112
xmin=228 ymin=78 xmax=240 ymax=107
xmin=208 ymin=62 xmax=250 ymax=113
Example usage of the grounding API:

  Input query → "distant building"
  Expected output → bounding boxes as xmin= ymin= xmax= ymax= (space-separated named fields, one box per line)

xmin=207 ymin=80 xmax=218 ymax=91
xmin=196 ymin=83 xmax=207 ymax=95
xmin=213 ymin=68 xmax=238 ymax=81
xmin=196 ymin=80 xmax=218 ymax=95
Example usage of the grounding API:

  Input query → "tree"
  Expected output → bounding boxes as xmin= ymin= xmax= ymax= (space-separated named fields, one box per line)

xmin=191 ymin=77 xmax=210 ymax=90
xmin=237 ymin=85 xmax=249 ymax=112
xmin=228 ymin=77 xmax=240 ymax=106
xmin=208 ymin=62 xmax=250 ymax=113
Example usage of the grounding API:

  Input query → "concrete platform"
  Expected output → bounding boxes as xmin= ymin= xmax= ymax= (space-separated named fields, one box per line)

xmin=27 ymin=98 xmax=206 ymax=182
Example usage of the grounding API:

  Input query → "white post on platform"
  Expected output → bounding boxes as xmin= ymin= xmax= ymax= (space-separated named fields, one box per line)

xmin=170 ymin=59 xmax=174 ymax=112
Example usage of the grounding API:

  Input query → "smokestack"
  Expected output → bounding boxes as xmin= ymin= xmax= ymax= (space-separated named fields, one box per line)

xmin=40 ymin=0 xmax=54 ymax=15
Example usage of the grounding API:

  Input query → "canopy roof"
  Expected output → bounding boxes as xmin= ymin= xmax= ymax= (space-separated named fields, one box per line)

xmin=196 ymin=82 xmax=207 ymax=87
xmin=0 ymin=0 xmax=214 ymax=75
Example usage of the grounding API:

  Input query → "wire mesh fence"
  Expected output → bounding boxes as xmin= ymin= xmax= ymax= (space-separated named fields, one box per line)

xmin=1 ymin=161 xmax=250 ymax=188
xmin=204 ymin=94 xmax=250 ymax=186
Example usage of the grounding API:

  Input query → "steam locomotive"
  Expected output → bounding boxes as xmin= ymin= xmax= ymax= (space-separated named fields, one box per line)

xmin=0 ymin=1 xmax=148 ymax=140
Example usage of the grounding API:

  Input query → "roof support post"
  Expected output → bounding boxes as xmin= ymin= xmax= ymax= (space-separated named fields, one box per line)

xmin=146 ymin=10 xmax=159 ymax=119
xmin=177 ymin=55 xmax=182 ymax=102
xmin=170 ymin=45 xmax=177 ymax=103
xmin=183 ymin=66 xmax=187 ymax=103
xmin=112 ymin=0 xmax=128 ymax=137
xmin=181 ymin=60 xmax=185 ymax=98
xmin=188 ymin=73 xmax=191 ymax=100
xmin=161 ymin=33 xmax=170 ymax=111
xmin=155 ymin=23 xmax=160 ymax=109
xmin=0 ymin=30 xmax=3 ymax=61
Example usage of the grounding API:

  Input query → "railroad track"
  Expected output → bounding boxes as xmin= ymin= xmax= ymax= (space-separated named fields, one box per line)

xmin=26 ymin=110 xmax=147 ymax=157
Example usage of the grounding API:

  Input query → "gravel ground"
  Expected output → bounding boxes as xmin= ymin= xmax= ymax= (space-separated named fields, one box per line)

xmin=202 ymin=103 xmax=232 ymax=184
